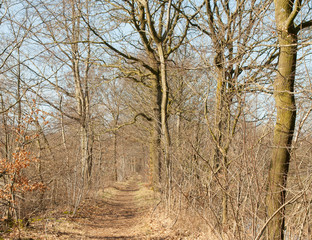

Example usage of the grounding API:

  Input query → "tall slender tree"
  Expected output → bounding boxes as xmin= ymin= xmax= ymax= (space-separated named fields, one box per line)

xmin=267 ymin=0 xmax=312 ymax=239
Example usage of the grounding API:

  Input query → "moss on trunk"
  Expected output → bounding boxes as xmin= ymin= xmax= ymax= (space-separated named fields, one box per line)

xmin=267 ymin=1 xmax=298 ymax=238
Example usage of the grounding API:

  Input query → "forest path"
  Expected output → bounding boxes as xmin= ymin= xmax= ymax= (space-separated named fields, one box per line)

xmin=71 ymin=176 xmax=160 ymax=239
xmin=9 ymin=176 xmax=187 ymax=239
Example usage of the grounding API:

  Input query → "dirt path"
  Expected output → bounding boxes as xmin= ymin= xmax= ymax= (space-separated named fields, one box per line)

xmin=5 ymin=177 xmax=186 ymax=239
xmin=72 ymin=178 xmax=157 ymax=239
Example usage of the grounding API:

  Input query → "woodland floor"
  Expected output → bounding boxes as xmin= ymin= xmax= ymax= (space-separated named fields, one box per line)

xmin=2 ymin=177 xmax=195 ymax=239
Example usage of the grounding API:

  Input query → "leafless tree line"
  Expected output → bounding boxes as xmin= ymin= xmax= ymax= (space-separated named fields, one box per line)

xmin=0 ymin=0 xmax=312 ymax=239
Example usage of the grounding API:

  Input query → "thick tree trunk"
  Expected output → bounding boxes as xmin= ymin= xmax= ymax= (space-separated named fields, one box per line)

xmin=214 ymin=68 xmax=230 ymax=228
xmin=150 ymin=77 xmax=162 ymax=190
xmin=214 ymin=72 xmax=226 ymax=172
xmin=157 ymin=44 xmax=172 ymax=200
xmin=267 ymin=2 xmax=297 ymax=238
xmin=71 ymin=0 xmax=92 ymax=187
xmin=157 ymin=44 xmax=171 ymax=156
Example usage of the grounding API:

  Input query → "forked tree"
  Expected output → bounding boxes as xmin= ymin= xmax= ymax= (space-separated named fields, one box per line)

xmin=84 ymin=0 xmax=191 ymax=190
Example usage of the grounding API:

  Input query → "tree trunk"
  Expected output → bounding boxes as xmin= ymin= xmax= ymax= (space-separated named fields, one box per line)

xmin=71 ymin=0 xmax=92 ymax=187
xmin=150 ymin=77 xmax=162 ymax=190
xmin=157 ymin=43 xmax=172 ymax=202
xmin=80 ymin=125 xmax=88 ymax=184
xmin=157 ymin=44 xmax=171 ymax=157
xmin=267 ymin=1 xmax=298 ymax=238
xmin=214 ymin=69 xmax=226 ymax=172
xmin=114 ymin=130 xmax=118 ymax=181
xmin=214 ymin=66 xmax=231 ymax=228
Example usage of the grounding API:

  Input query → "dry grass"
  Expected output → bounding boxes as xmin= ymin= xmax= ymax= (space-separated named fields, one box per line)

xmin=1 ymin=177 xmax=226 ymax=240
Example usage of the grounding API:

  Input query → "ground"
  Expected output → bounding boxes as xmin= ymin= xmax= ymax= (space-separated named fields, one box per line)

xmin=1 ymin=177 xmax=193 ymax=239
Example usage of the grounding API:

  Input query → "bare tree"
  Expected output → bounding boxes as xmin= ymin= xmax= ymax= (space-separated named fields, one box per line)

xmin=83 ymin=0 xmax=191 ymax=190
xmin=267 ymin=1 xmax=312 ymax=239
xmin=186 ymin=0 xmax=277 ymax=229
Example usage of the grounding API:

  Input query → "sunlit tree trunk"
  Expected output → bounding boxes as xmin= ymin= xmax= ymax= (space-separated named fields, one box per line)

xmin=266 ymin=0 xmax=312 ymax=239
xmin=70 ymin=0 xmax=92 ymax=187
xmin=267 ymin=29 xmax=296 ymax=240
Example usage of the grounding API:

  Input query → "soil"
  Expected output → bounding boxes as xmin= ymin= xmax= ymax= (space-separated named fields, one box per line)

xmin=2 ymin=177 xmax=189 ymax=239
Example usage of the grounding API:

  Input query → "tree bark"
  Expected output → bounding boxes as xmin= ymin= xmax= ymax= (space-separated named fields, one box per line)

xmin=267 ymin=1 xmax=298 ymax=239
xmin=157 ymin=44 xmax=171 ymax=157
xmin=150 ymin=77 xmax=162 ymax=190
xmin=71 ymin=0 xmax=92 ymax=187
xmin=157 ymin=43 xmax=171 ymax=198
